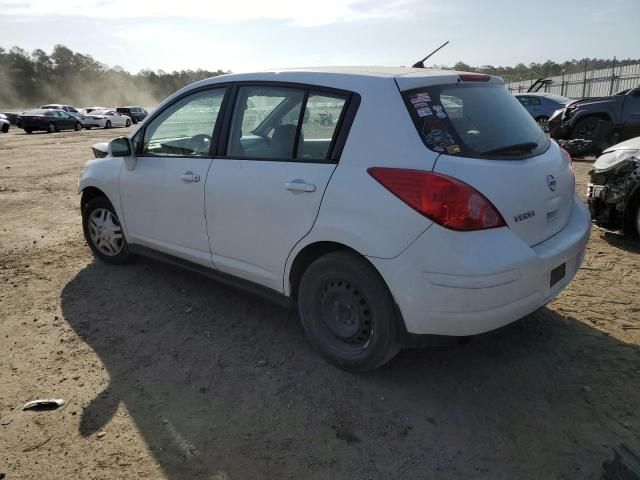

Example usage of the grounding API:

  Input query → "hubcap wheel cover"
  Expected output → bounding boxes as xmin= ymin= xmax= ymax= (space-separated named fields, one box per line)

xmin=318 ymin=279 xmax=373 ymax=350
xmin=88 ymin=208 xmax=124 ymax=256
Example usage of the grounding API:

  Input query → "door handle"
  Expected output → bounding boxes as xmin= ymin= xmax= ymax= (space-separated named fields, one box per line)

xmin=181 ymin=171 xmax=200 ymax=183
xmin=285 ymin=181 xmax=316 ymax=192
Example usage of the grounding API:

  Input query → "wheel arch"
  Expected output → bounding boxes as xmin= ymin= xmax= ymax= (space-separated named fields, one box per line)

xmin=287 ymin=241 xmax=384 ymax=299
xmin=573 ymin=111 xmax=613 ymax=126
xmin=623 ymin=183 xmax=640 ymax=236
xmin=80 ymin=186 xmax=110 ymax=212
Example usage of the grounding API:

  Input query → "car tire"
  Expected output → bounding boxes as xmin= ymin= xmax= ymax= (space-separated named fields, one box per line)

xmin=298 ymin=251 xmax=402 ymax=371
xmin=125 ymin=119 xmax=131 ymax=127
xmin=535 ymin=116 xmax=549 ymax=133
xmin=25 ymin=128 xmax=32 ymax=134
xmin=132 ymin=118 xmax=138 ymax=125
xmin=1 ymin=124 xmax=8 ymax=133
xmin=47 ymin=122 xmax=55 ymax=133
xmin=82 ymin=196 xmax=133 ymax=265
xmin=86 ymin=127 xmax=92 ymax=130
xmin=571 ymin=116 xmax=608 ymax=141
xmin=105 ymin=120 xmax=112 ymax=129
xmin=74 ymin=122 xmax=82 ymax=131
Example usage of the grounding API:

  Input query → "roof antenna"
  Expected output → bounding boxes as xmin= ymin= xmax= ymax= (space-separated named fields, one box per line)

xmin=412 ymin=41 xmax=450 ymax=68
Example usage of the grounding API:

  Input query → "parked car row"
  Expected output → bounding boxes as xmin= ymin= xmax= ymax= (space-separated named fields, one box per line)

xmin=1 ymin=104 xmax=149 ymax=134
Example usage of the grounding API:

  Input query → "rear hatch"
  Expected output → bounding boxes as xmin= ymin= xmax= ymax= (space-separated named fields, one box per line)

xmin=398 ymin=76 xmax=575 ymax=247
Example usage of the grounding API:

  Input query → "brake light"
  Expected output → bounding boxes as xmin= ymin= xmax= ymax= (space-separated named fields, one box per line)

xmin=368 ymin=168 xmax=506 ymax=231
xmin=459 ymin=73 xmax=491 ymax=82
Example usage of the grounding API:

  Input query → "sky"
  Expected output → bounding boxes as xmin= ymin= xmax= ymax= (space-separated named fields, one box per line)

xmin=0 ymin=0 xmax=638 ymax=74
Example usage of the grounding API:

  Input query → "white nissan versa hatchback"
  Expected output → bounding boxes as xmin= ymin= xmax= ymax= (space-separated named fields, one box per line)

xmin=78 ymin=67 xmax=591 ymax=371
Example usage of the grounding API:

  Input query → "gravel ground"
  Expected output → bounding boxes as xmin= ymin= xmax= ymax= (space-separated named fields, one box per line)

xmin=0 ymin=126 xmax=639 ymax=480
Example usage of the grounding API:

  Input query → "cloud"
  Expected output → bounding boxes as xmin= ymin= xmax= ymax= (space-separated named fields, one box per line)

xmin=0 ymin=0 xmax=442 ymax=26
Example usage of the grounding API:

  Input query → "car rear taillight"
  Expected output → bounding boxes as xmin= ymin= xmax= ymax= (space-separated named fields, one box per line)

xmin=560 ymin=147 xmax=573 ymax=167
xmin=368 ymin=168 xmax=506 ymax=231
xmin=459 ymin=73 xmax=491 ymax=82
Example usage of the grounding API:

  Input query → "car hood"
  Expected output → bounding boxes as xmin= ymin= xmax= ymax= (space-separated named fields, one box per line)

xmin=567 ymin=96 xmax=621 ymax=109
xmin=602 ymin=136 xmax=640 ymax=153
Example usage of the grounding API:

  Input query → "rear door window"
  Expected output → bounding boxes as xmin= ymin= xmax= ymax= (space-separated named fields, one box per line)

xmin=403 ymin=84 xmax=549 ymax=159
xmin=299 ymin=93 xmax=347 ymax=160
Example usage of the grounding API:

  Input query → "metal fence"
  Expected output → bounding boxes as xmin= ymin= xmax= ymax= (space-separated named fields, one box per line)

xmin=506 ymin=61 xmax=640 ymax=99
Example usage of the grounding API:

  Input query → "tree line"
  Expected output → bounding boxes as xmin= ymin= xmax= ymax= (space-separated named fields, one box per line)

xmin=2 ymin=44 xmax=638 ymax=109
xmin=0 ymin=44 xmax=229 ymax=109
xmin=437 ymin=58 xmax=640 ymax=83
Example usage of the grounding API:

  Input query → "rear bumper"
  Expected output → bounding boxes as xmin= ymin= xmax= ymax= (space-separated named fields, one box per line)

xmin=369 ymin=196 xmax=591 ymax=336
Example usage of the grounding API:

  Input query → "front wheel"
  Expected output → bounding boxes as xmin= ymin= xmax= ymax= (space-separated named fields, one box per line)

xmin=104 ymin=120 xmax=112 ymax=129
xmin=47 ymin=122 xmax=55 ymax=133
xmin=125 ymin=119 xmax=131 ymax=127
xmin=571 ymin=116 xmax=609 ymax=141
xmin=82 ymin=197 xmax=133 ymax=264
xmin=1 ymin=124 xmax=8 ymax=133
xmin=535 ymin=116 xmax=549 ymax=133
xmin=298 ymin=251 xmax=402 ymax=371
xmin=74 ymin=122 xmax=82 ymax=131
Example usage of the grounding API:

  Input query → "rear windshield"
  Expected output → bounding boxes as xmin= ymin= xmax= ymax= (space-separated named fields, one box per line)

xmin=403 ymin=83 xmax=549 ymax=159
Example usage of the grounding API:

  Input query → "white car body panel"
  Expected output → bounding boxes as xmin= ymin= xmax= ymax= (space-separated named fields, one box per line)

xmin=119 ymin=156 xmax=213 ymax=266
xmin=206 ymin=160 xmax=336 ymax=291
xmin=432 ymin=142 xmax=575 ymax=247
xmin=78 ymin=66 xmax=591 ymax=337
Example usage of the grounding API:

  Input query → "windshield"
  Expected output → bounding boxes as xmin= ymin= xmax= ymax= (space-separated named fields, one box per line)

xmin=403 ymin=83 xmax=549 ymax=159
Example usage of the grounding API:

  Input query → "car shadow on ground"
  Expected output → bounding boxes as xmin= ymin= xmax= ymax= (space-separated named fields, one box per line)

xmin=602 ymin=231 xmax=640 ymax=254
xmin=60 ymin=259 xmax=640 ymax=479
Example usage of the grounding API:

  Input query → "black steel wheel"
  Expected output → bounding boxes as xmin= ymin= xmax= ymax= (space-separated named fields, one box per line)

xmin=298 ymin=251 xmax=401 ymax=371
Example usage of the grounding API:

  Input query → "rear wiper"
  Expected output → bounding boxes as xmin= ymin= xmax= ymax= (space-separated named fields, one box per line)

xmin=480 ymin=142 xmax=538 ymax=156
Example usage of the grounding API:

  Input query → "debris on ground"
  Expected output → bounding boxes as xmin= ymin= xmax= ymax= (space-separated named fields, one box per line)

xmin=603 ymin=444 xmax=640 ymax=480
xmin=22 ymin=435 xmax=53 ymax=453
xmin=22 ymin=399 xmax=65 ymax=411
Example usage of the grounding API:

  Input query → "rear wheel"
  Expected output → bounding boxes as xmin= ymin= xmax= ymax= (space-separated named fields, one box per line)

xmin=82 ymin=197 xmax=133 ymax=264
xmin=298 ymin=251 xmax=402 ymax=371
xmin=47 ymin=122 xmax=55 ymax=133
xmin=132 ymin=117 xmax=138 ymax=124
xmin=1 ymin=123 xmax=8 ymax=133
xmin=74 ymin=122 xmax=82 ymax=131
xmin=125 ymin=119 xmax=131 ymax=127
xmin=25 ymin=128 xmax=32 ymax=134
xmin=105 ymin=120 xmax=112 ymax=129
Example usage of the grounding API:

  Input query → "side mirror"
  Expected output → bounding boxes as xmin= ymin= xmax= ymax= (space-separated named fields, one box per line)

xmin=109 ymin=137 xmax=137 ymax=171
xmin=108 ymin=136 xmax=132 ymax=157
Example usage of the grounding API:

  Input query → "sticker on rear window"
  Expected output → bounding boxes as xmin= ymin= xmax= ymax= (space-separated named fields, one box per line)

xmin=446 ymin=144 xmax=461 ymax=154
xmin=410 ymin=93 xmax=432 ymax=103
xmin=423 ymin=123 xmax=455 ymax=149
xmin=416 ymin=106 xmax=433 ymax=117
xmin=432 ymin=105 xmax=447 ymax=119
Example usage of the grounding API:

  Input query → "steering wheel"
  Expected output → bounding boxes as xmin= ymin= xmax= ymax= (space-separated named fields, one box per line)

xmin=185 ymin=134 xmax=211 ymax=155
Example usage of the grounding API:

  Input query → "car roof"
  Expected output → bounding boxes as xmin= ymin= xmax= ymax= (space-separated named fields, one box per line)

xmin=183 ymin=66 xmax=503 ymax=96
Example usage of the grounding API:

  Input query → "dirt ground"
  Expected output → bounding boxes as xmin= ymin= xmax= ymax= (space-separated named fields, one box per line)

xmin=0 ymin=126 xmax=639 ymax=480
